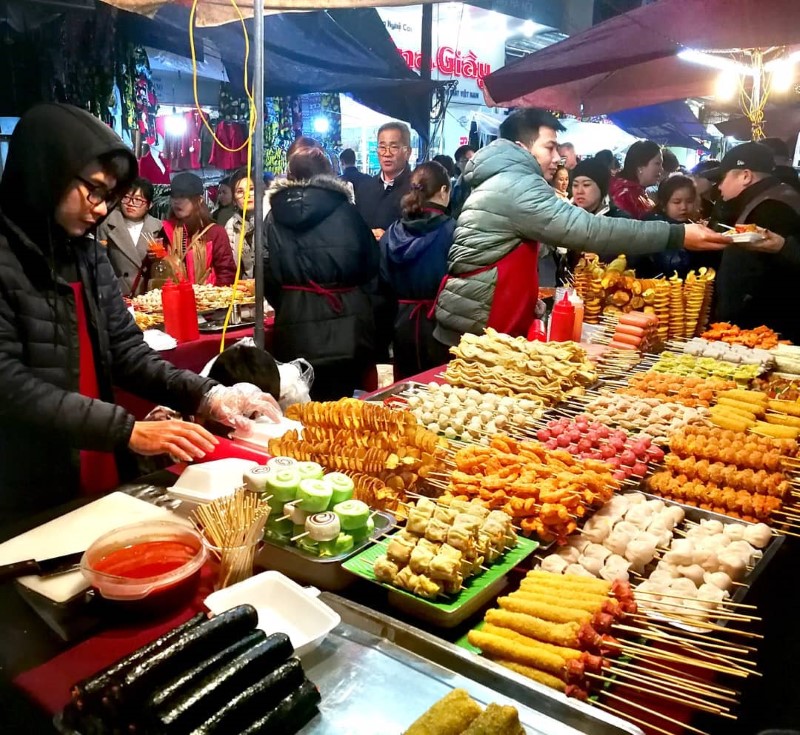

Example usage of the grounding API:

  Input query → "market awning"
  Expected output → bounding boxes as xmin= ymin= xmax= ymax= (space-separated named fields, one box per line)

xmin=130 ymin=5 xmax=439 ymax=139
xmin=609 ymin=101 xmax=709 ymax=150
xmin=101 ymin=0 xmax=444 ymax=27
xmin=482 ymin=0 xmax=800 ymax=114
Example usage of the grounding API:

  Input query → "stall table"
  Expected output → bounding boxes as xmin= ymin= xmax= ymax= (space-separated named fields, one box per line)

xmin=2 ymin=369 xmax=799 ymax=735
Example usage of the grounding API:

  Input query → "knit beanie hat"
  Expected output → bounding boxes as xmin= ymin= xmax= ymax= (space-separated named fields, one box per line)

xmin=572 ymin=158 xmax=612 ymax=199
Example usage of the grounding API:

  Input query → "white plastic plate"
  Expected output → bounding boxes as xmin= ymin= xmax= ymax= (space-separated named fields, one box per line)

xmin=169 ymin=458 xmax=259 ymax=504
xmin=204 ymin=570 xmax=340 ymax=656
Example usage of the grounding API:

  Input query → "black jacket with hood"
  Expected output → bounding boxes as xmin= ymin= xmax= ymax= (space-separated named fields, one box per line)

xmin=379 ymin=207 xmax=454 ymax=378
xmin=264 ymin=175 xmax=378 ymax=383
xmin=0 ymin=104 xmax=215 ymax=521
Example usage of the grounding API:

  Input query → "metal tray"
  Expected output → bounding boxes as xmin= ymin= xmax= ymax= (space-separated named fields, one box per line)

xmin=297 ymin=593 xmax=643 ymax=735
xmin=255 ymin=511 xmax=397 ymax=591
xmin=53 ymin=593 xmax=642 ymax=735
xmin=364 ymin=380 xmax=429 ymax=403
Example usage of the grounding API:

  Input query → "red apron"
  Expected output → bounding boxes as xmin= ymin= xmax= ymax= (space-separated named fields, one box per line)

xmin=398 ymin=298 xmax=435 ymax=369
xmin=282 ymin=281 xmax=355 ymax=312
xmin=432 ymin=241 xmax=540 ymax=337
xmin=70 ymin=283 xmax=120 ymax=496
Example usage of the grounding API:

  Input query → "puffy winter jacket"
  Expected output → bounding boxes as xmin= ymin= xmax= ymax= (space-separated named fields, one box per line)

xmin=609 ymin=176 xmax=655 ymax=219
xmin=265 ymin=175 xmax=378 ymax=394
xmin=433 ymin=139 xmax=684 ymax=346
xmin=0 ymin=104 xmax=215 ymax=520
xmin=379 ymin=207 xmax=454 ymax=377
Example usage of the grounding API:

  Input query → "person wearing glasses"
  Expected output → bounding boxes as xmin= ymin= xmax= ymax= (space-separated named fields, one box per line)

xmin=355 ymin=121 xmax=413 ymax=239
xmin=0 ymin=104 xmax=281 ymax=526
xmin=96 ymin=177 xmax=162 ymax=296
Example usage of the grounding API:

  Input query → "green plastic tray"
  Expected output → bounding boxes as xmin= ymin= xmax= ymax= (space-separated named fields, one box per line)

xmin=342 ymin=533 xmax=538 ymax=614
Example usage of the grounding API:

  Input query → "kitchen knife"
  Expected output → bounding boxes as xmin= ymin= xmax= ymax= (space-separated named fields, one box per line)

xmin=0 ymin=550 xmax=85 ymax=583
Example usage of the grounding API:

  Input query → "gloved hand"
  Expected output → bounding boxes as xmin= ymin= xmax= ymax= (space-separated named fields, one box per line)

xmin=199 ymin=383 xmax=282 ymax=434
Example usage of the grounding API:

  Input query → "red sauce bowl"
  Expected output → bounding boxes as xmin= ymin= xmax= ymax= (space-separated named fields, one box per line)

xmin=81 ymin=520 xmax=206 ymax=614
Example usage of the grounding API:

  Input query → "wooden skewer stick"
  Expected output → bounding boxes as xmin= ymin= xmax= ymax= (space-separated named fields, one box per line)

xmin=600 ymin=689 xmax=712 ymax=735
xmin=635 ymin=620 xmax=756 ymax=654
xmin=592 ymin=700 xmax=678 ymax=735
xmin=607 ymin=664 xmax=737 ymax=705
xmin=610 ymin=639 xmax=750 ymax=678
xmin=615 ymin=623 xmax=755 ymax=658
xmin=586 ymin=673 xmax=729 ymax=716
xmin=634 ymin=588 xmax=759 ymax=610
xmin=612 ymin=657 xmax=739 ymax=700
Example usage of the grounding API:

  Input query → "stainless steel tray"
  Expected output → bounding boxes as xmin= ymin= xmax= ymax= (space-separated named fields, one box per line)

xmin=364 ymin=380 xmax=428 ymax=403
xmin=255 ymin=511 xmax=397 ymax=591
xmin=297 ymin=593 xmax=642 ymax=735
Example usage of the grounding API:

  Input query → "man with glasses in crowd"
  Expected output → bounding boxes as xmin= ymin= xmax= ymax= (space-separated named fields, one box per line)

xmin=355 ymin=121 xmax=412 ymax=239
xmin=97 ymin=177 xmax=162 ymax=295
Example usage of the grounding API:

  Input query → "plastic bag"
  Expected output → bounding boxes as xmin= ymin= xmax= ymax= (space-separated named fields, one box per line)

xmin=277 ymin=358 xmax=314 ymax=410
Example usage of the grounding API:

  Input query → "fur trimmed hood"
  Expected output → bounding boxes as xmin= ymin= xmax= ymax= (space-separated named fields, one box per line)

xmin=268 ymin=174 xmax=356 ymax=232
xmin=269 ymin=174 xmax=355 ymax=204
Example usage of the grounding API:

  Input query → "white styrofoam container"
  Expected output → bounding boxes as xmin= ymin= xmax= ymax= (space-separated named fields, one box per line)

xmin=169 ymin=458 xmax=259 ymax=504
xmin=204 ymin=570 xmax=340 ymax=657
xmin=231 ymin=416 xmax=303 ymax=449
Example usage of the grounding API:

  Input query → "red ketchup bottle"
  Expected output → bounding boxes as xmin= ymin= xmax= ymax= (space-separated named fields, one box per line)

xmin=549 ymin=293 xmax=576 ymax=342
xmin=527 ymin=319 xmax=547 ymax=341
xmin=162 ymin=281 xmax=199 ymax=343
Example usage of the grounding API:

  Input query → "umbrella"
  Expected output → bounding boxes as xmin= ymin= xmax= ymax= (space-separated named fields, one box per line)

xmin=483 ymin=0 xmax=800 ymax=115
xmin=101 ymin=0 xmax=442 ymax=26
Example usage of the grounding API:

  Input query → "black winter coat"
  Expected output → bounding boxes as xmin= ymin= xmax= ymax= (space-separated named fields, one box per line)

xmin=265 ymin=175 xmax=379 ymax=377
xmin=379 ymin=207 xmax=454 ymax=378
xmin=354 ymin=168 xmax=411 ymax=231
xmin=0 ymin=104 xmax=215 ymax=520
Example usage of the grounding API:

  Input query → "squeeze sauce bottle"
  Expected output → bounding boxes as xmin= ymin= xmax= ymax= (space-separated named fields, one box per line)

xmin=569 ymin=291 xmax=585 ymax=342
xmin=162 ymin=281 xmax=199 ymax=343
xmin=549 ymin=293 xmax=575 ymax=342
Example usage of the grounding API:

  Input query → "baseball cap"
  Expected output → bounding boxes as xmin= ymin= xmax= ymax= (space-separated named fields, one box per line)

xmin=703 ymin=142 xmax=775 ymax=182
xmin=170 ymin=172 xmax=204 ymax=198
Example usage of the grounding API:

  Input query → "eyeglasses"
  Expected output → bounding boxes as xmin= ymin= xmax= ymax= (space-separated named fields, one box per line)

xmin=122 ymin=194 xmax=149 ymax=206
xmin=76 ymin=176 xmax=119 ymax=207
xmin=378 ymin=144 xmax=407 ymax=155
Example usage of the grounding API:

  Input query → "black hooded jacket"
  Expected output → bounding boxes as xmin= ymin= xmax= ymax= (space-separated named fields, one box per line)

xmin=0 ymin=104 xmax=215 ymax=520
xmin=264 ymin=175 xmax=378 ymax=371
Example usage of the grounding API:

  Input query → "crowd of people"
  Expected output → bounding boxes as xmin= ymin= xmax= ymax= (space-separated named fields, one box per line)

xmin=2 ymin=101 xmax=799 ymax=522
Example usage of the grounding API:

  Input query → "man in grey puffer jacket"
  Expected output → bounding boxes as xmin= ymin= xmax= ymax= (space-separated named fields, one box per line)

xmin=433 ymin=109 xmax=730 ymax=347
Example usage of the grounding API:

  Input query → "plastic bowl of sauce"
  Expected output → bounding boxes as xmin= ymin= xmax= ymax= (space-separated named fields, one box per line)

xmin=81 ymin=520 xmax=206 ymax=613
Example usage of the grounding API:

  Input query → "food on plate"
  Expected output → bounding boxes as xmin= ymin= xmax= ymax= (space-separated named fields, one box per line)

xmin=535 ymin=416 xmax=659 ymax=481
xmin=270 ymin=399 xmax=446 ymax=512
xmin=537 ymin=493 xmax=679 ymax=582
xmin=616 ymin=372 xmax=735 ymax=407
xmin=583 ymin=392 xmax=707 ymax=443
xmin=651 ymin=351 xmax=762 ymax=382
xmin=63 ymin=605 xmax=320 ymax=735
xmin=441 ymin=435 xmax=617 ymax=543
xmin=701 ymin=322 xmax=782 ymax=350
xmin=373 ymin=498 xmax=517 ymax=598
xmin=645 ymin=425 xmax=797 ymax=523
xmin=444 ymin=329 xmax=597 ymax=406
xmin=681 ymin=337 xmax=775 ymax=370
xmin=404 ymin=382 xmax=543 ymax=445
xmin=402 ymin=689 xmax=487 ymax=735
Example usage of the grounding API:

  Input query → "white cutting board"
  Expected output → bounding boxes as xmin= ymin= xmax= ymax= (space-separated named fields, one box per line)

xmin=0 ymin=492 xmax=177 ymax=603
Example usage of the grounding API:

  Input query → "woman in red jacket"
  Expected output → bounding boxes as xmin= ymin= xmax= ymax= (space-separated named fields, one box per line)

xmin=609 ymin=140 xmax=663 ymax=219
xmin=162 ymin=172 xmax=236 ymax=285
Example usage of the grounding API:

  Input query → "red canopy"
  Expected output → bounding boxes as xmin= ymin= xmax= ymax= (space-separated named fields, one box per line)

xmin=484 ymin=0 xmax=800 ymax=114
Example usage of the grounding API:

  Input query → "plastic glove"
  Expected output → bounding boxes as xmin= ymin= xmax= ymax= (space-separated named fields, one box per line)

xmin=199 ymin=383 xmax=282 ymax=434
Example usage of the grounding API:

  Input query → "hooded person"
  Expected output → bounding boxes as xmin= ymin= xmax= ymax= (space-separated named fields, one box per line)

xmin=265 ymin=143 xmax=379 ymax=401
xmin=379 ymin=161 xmax=454 ymax=379
xmin=0 ymin=104 xmax=280 ymax=524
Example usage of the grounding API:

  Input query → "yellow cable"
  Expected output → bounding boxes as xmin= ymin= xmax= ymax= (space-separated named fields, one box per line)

xmin=188 ymin=0 xmax=259 ymax=351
